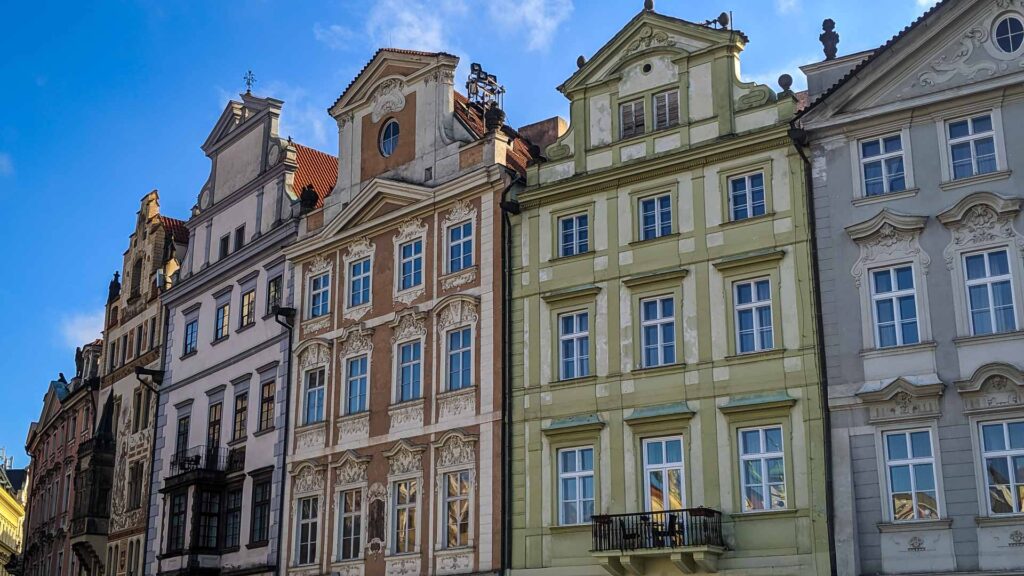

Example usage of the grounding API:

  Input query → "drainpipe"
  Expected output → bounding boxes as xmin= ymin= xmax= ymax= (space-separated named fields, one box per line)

xmin=788 ymin=125 xmax=838 ymax=576
xmin=498 ymin=170 xmax=522 ymax=574
xmin=139 ymin=304 xmax=170 ymax=576
xmin=273 ymin=305 xmax=296 ymax=574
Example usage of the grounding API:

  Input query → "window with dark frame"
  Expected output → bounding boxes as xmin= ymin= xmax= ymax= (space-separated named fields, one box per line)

xmin=653 ymin=90 xmax=679 ymax=130
xmin=196 ymin=490 xmax=221 ymax=549
xmin=219 ymin=235 xmax=230 ymax=260
xmin=266 ymin=275 xmax=282 ymax=314
xmin=174 ymin=416 xmax=190 ymax=459
xmin=620 ymin=99 xmax=645 ymax=139
xmin=167 ymin=492 xmax=187 ymax=552
xmin=183 ymin=319 xmax=198 ymax=355
xmin=240 ymin=289 xmax=256 ymax=328
xmin=250 ymin=478 xmax=271 ymax=544
xmin=232 ymin=393 xmax=248 ymax=441
xmin=259 ymin=381 xmax=275 ymax=431
xmin=207 ymin=403 xmax=222 ymax=450
xmin=338 ymin=489 xmax=362 ymax=560
xmin=234 ymin=225 xmax=246 ymax=251
xmin=215 ymin=303 xmax=230 ymax=340
xmin=225 ymin=486 xmax=243 ymax=548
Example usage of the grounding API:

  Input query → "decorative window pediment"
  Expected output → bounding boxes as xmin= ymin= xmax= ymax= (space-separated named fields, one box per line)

xmin=338 ymin=324 xmax=374 ymax=359
xmin=290 ymin=461 xmax=326 ymax=495
xmin=432 ymin=430 xmax=478 ymax=470
xmin=331 ymin=450 xmax=370 ymax=487
xmin=385 ymin=439 xmax=425 ymax=476
xmin=856 ymin=375 xmax=944 ymax=423
xmin=956 ymin=362 xmax=1024 ymax=414
xmin=846 ymin=209 xmax=929 ymax=287
xmin=298 ymin=341 xmax=331 ymax=371
xmin=390 ymin=310 xmax=427 ymax=344
xmin=938 ymin=192 xmax=1024 ymax=268
xmin=436 ymin=297 xmax=480 ymax=334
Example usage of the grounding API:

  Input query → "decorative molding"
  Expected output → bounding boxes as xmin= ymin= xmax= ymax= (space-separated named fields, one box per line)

xmin=302 ymin=318 xmax=331 ymax=337
xmin=846 ymin=210 xmax=929 ymax=287
xmin=345 ymin=237 xmax=375 ymax=262
xmin=917 ymin=28 xmax=997 ymax=88
xmin=624 ymin=25 xmax=675 ymax=55
xmin=435 ymin=550 xmax=474 ymax=575
xmin=333 ymin=451 xmax=370 ymax=486
xmin=339 ymin=325 xmax=374 ymax=359
xmin=956 ymin=362 xmax=1024 ymax=414
xmin=338 ymin=413 xmax=370 ymax=442
xmin=296 ymin=425 xmax=326 ymax=452
xmin=736 ymin=84 xmax=775 ymax=112
xmin=395 ymin=217 xmax=427 ymax=245
xmin=438 ymin=388 xmax=476 ymax=421
xmin=938 ymin=193 xmax=1024 ymax=270
xmin=385 ymin=556 xmax=421 ymax=576
xmin=292 ymin=463 xmax=325 ymax=494
xmin=395 ymin=287 xmax=424 ymax=305
xmin=333 ymin=563 xmax=364 ymax=576
xmin=371 ymin=78 xmax=407 ymax=123
xmin=441 ymin=269 xmax=477 ymax=291
xmin=386 ymin=440 xmax=425 ymax=476
xmin=389 ymin=401 xmax=424 ymax=433
xmin=857 ymin=377 xmax=944 ymax=423
xmin=442 ymin=199 xmax=477 ymax=230
xmin=365 ymin=482 xmax=388 ymax=559
xmin=305 ymin=254 xmax=333 ymax=278
xmin=433 ymin=431 xmax=477 ymax=469
xmin=436 ymin=299 xmax=479 ymax=333
xmin=391 ymin=312 xmax=427 ymax=344
xmin=299 ymin=342 xmax=331 ymax=370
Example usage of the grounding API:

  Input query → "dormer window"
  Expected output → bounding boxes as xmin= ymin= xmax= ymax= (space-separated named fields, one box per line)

xmin=620 ymin=100 xmax=645 ymax=139
xmin=653 ymin=90 xmax=679 ymax=130
xmin=380 ymin=119 xmax=400 ymax=157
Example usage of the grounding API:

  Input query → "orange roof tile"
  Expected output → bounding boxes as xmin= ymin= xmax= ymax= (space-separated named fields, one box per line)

xmin=160 ymin=216 xmax=189 ymax=245
xmin=293 ymin=142 xmax=339 ymax=208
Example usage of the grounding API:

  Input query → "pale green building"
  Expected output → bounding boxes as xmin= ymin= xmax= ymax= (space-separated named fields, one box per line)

xmin=509 ymin=4 xmax=831 ymax=575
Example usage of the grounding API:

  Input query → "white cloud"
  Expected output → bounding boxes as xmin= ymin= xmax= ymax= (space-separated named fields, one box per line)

xmin=366 ymin=0 xmax=452 ymax=52
xmin=917 ymin=0 xmax=938 ymax=6
xmin=775 ymin=0 xmax=798 ymax=14
xmin=0 ymin=153 xmax=12 ymax=177
xmin=60 ymin=310 xmax=104 ymax=349
xmin=313 ymin=22 xmax=355 ymax=50
xmin=489 ymin=0 xmax=574 ymax=52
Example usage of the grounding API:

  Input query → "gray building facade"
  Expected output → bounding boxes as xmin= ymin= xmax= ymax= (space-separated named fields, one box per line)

xmin=798 ymin=1 xmax=1024 ymax=574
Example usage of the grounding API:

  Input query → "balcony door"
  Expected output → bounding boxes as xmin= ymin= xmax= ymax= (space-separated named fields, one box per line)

xmin=643 ymin=436 xmax=685 ymax=512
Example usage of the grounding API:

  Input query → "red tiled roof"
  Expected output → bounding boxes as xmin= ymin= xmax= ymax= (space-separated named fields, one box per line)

xmin=160 ymin=216 xmax=189 ymax=245
xmin=794 ymin=90 xmax=809 ymax=112
xmin=331 ymin=48 xmax=458 ymax=112
xmin=452 ymin=92 xmax=539 ymax=177
xmin=293 ymin=142 xmax=339 ymax=208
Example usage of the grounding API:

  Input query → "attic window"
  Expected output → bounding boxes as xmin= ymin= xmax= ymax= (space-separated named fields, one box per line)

xmin=995 ymin=16 xmax=1024 ymax=53
xmin=380 ymin=119 xmax=400 ymax=157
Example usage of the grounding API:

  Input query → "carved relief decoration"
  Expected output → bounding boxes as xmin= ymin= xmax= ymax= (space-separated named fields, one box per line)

xmin=306 ymin=254 xmax=333 ymax=278
xmin=917 ymin=28 xmax=997 ymax=87
xmin=300 ymin=342 xmax=331 ymax=370
xmin=624 ymin=25 xmax=676 ymax=55
xmin=371 ymin=78 xmax=407 ymax=123
xmin=338 ymin=413 xmax=370 ymax=442
xmin=434 ymin=432 xmax=477 ymax=469
xmin=385 ymin=557 xmax=421 ymax=576
xmin=334 ymin=564 xmax=364 ymax=576
xmin=956 ymin=362 xmax=1024 ymax=414
xmin=345 ymin=237 xmax=375 ymax=263
xmin=395 ymin=217 xmax=427 ymax=244
xmin=857 ymin=377 xmax=944 ymax=423
xmin=438 ymin=388 xmax=476 ymax=420
xmin=442 ymin=269 xmax=477 ymax=291
xmin=848 ymin=212 xmax=930 ymax=287
xmin=436 ymin=551 xmax=474 ymax=575
xmin=339 ymin=325 xmax=374 ymax=359
xmin=436 ymin=298 xmax=479 ymax=333
xmin=736 ymin=84 xmax=775 ymax=111
xmin=302 ymin=318 xmax=331 ymax=337
xmin=333 ymin=451 xmax=370 ymax=486
xmin=391 ymin=312 xmax=427 ymax=344
xmin=941 ymin=204 xmax=1024 ymax=270
xmin=389 ymin=401 xmax=424 ymax=431
xmin=292 ymin=464 xmax=325 ymax=494
xmin=386 ymin=440 xmax=424 ymax=476
xmin=296 ymin=426 xmax=326 ymax=451
xmin=442 ymin=200 xmax=477 ymax=230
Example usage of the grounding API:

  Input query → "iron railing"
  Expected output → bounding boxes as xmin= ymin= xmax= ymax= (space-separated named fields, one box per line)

xmin=169 ymin=446 xmax=228 ymax=476
xmin=591 ymin=508 xmax=723 ymax=552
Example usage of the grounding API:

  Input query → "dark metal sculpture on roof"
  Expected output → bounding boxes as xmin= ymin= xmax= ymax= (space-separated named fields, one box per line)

xmin=466 ymin=63 xmax=505 ymax=109
xmin=820 ymin=19 xmax=839 ymax=60
xmin=243 ymin=69 xmax=257 ymax=93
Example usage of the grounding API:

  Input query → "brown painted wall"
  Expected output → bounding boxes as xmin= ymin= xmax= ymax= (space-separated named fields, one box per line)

xmin=359 ymin=92 xmax=417 ymax=183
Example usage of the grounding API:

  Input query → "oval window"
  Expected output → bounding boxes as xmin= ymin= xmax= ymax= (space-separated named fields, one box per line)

xmin=379 ymin=119 xmax=400 ymax=157
xmin=995 ymin=16 xmax=1024 ymax=53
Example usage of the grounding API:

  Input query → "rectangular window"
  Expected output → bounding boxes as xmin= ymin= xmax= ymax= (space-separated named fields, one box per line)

xmin=133 ymin=388 xmax=144 ymax=433
xmin=860 ymin=134 xmax=906 ymax=196
xmin=980 ymin=420 xmax=1024 ymax=514
xmin=739 ymin=426 xmax=786 ymax=512
xmin=259 ymin=381 xmax=275 ymax=431
xmin=206 ymin=403 xmax=222 ymax=449
xmin=559 ymin=311 xmax=590 ymax=380
xmin=948 ymin=114 xmax=997 ymax=179
xmin=174 ymin=416 xmax=190 ymax=458
xmin=219 ymin=235 xmax=230 ymax=260
xmin=349 ymin=258 xmax=371 ymax=307
xmin=296 ymin=496 xmax=319 ymax=565
xmin=653 ymin=90 xmax=679 ymax=130
xmin=338 ymin=489 xmax=362 ymax=560
xmin=266 ymin=275 xmax=282 ymax=314
xmin=183 ymin=319 xmax=198 ymax=355
xmin=639 ymin=194 xmax=672 ymax=240
xmin=398 ymin=341 xmax=422 ymax=402
xmin=240 ymin=289 xmax=256 ymax=327
xmin=214 ymin=303 xmax=230 ymax=340
xmin=884 ymin=429 xmax=938 ymax=521
xmin=620 ymin=99 xmax=645 ymax=139
xmin=640 ymin=296 xmax=676 ymax=367
xmin=225 ymin=487 xmax=243 ymax=548
xmin=127 ymin=461 xmax=143 ymax=510
xmin=871 ymin=265 xmax=920 ymax=348
xmin=309 ymin=273 xmax=331 ymax=318
xmin=346 ymin=356 xmax=368 ymax=414
xmin=150 ymin=316 xmax=158 ymax=350
xmin=558 ymin=447 xmax=594 ymax=525
xmin=135 ymin=324 xmax=144 ymax=358
xmin=304 ymin=368 xmax=326 ymax=424
xmin=729 ymin=173 xmax=766 ymax=221
xmin=399 ymin=239 xmax=423 ymax=290
xmin=168 ymin=493 xmax=187 ymax=552
xmin=644 ymin=437 xmax=684 ymax=511
xmin=444 ymin=470 xmax=471 ymax=548
xmin=234 ymin=225 xmax=246 ymax=251
xmin=448 ymin=221 xmax=473 ymax=273
xmin=393 ymin=479 xmax=417 ymax=554
xmin=965 ymin=249 xmax=1017 ymax=335
xmin=447 ymin=327 xmax=472 ymax=391
xmin=232 ymin=393 xmax=248 ymax=441
xmin=250 ymin=479 xmax=271 ymax=543
xmin=734 ymin=279 xmax=773 ymax=353
xmin=558 ymin=213 xmax=589 ymax=257
xmin=121 ymin=334 xmax=128 ymax=365
xmin=196 ymin=490 xmax=220 ymax=549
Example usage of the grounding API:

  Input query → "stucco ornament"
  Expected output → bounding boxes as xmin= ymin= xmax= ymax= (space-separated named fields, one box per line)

xmin=850 ymin=223 xmax=930 ymax=287
xmin=296 ymin=426 xmax=326 ymax=451
xmin=941 ymin=204 xmax=1024 ymax=269
xmin=389 ymin=402 xmax=424 ymax=431
xmin=339 ymin=325 xmax=374 ymax=359
xmin=385 ymin=557 xmax=421 ymax=576
xmin=436 ymin=299 xmax=479 ymax=333
xmin=436 ymin=433 xmax=476 ymax=468
xmin=305 ymin=254 xmax=333 ymax=278
xmin=625 ymin=25 xmax=676 ymax=54
xmin=442 ymin=269 xmax=476 ymax=291
xmin=300 ymin=342 xmax=331 ymax=369
xmin=345 ymin=237 xmax=375 ymax=262
xmin=442 ymin=199 xmax=477 ymax=230
xmin=956 ymin=363 xmax=1024 ymax=413
xmin=1010 ymin=529 xmax=1024 ymax=546
xmin=371 ymin=78 xmax=406 ymax=123
xmin=395 ymin=217 xmax=427 ymax=244
xmin=438 ymin=388 xmax=476 ymax=420
xmin=334 ymin=452 xmax=369 ymax=486
xmin=338 ymin=413 xmax=370 ymax=442
xmin=293 ymin=464 xmax=325 ymax=494
xmin=387 ymin=441 xmax=424 ymax=475
xmin=918 ymin=28 xmax=997 ymax=87
xmin=302 ymin=318 xmax=330 ymax=337
xmin=736 ymin=84 xmax=776 ymax=111
xmin=391 ymin=312 xmax=427 ymax=343
xmin=436 ymin=551 xmax=473 ymax=575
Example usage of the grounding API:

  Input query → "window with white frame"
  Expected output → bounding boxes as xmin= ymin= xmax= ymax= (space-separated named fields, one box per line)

xmin=303 ymin=368 xmax=325 ymax=424
xmin=871 ymin=265 xmax=920 ymax=348
xmin=444 ymin=470 xmax=471 ymax=548
xmin=447 ymin=221 xmax=473 ymax=273
xmin=729 ymin=173 xmax=766 ymax=221
xmin=337 ymin=489 xmax=362 ymax=560
xmin=860 ymin=135 xmax=906 ymax=196
xmin=734 ymin=279 xmax=773 ymax=353
xmin=309 ymin=273 xmax=331 ymax=318
xmin=399 ymin=240 xmax=423 ymax=291
xmin=884 ymin=429 xmax=938 ymax=521
xmin=653 ymin=90 xmax=679 ymax=130
xmin=980 ymin=420 xmax=1024 ymax=514
xmin=620 ymin=100 xmax=645 ymax=139
xmin=640 ymin=296 xmax=676 ymax=367
xmin=739 ymin=426 xmax=786 ymax=512
xmin=183 ymin=319 xmax=198 ymax=355
xmin=397 ymin=341 xmax=422 ymax=402
xmin=296 ymin=496 xmax=319 ymax=565
xmin=965 ymin=249 xmax=1017 ymax=335
xmin=345 ymin=356 xmax=368 ymax=414
xmin=558 ymin=447 xmax=594 ymax=525
xmin=349 ymin=258 xmax=371 ymax=308
xmin=559 ymin=213 xmax=589 ymax=257
xmin=639 ymin=195 xmax=672 ymax=240
xmin=558 ymin=311 xmax=590 ymax=380
xmin=643 ymin=436 xmax=684 ymax=512
xmin=393 ymin=479 xmax=417 ymax=554
xmin=948 ymin=114 xmax=998 ymax=180
xmin=446 ymin=327 xmax=472 ymax=391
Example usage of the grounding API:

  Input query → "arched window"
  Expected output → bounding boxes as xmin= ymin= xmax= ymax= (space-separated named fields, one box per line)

xmin=379 ymin=119 xmax=400 ymax=157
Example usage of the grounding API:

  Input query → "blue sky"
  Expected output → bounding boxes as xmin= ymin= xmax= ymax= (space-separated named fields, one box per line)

xmin=0 ymin=0 xmax=938 ymax=464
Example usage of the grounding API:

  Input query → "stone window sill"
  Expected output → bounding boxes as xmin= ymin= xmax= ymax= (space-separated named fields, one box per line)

xmin=860 ymin=340 xmax=937 ymax=359
xmin=940 ymin=169 xmax=1011 ymax=191
xmin=852 ymin=188 xmax=919 ymax=207
xmin=954 ymin=329 xmax=1024 ymax=347
xmin=877 ymin=518 xmax=952 ymax=532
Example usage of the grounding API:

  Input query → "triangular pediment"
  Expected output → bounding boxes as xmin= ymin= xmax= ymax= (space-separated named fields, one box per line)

xmin=321 ymin=177 xmax=433 ymax=238
xmin=330 ymin=49 xmax=458 ymax=116
xmin=559 ymin=9 xmax=733 ymax=94
xmin=201 ymin=93 xmax=282 ymax=154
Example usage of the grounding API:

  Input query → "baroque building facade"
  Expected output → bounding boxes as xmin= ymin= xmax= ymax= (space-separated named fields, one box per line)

xmin=280 ymin=49 xmax=533 ymax=576
xmin=145 ymin=92 xmax=336 ymax=576
xmin=0 ymin=454 xmax=28 ymax=576
xmin=510 ymin=5 xmax=831 ymax=575
xmin=798 ymin=0 xmax=1024 ymax=574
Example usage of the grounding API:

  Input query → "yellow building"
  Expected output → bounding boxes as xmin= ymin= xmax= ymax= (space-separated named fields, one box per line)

xmin=0 ymin=454 xmax=27 ymax=576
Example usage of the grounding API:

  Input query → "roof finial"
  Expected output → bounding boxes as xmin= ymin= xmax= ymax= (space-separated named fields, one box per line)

xmin=820 ymin=19 xmax=839 ymax=60
xmin=243 ymin=70 xmax=257 ymax=94
xmin=644 ymin=0 xmax=654 ymax=11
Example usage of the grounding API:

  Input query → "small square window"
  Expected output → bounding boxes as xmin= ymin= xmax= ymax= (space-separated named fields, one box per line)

xmin=558 ymin=213 xmax=589 ymax=257
xmin=860 ymin=135 xmax=906 ymax=196
xmin=729 ymin=173 xmax=766 ymax=220
xmin=639 ymin=195 xmax=672 ymax=240
xmin=948 ymin=114 xmax=997 ymax=180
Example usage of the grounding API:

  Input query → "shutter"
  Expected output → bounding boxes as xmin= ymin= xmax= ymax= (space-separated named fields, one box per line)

xmin=621 ymin=103 xmax=635 ymax=138
xmin=666 ymin=91 xmax=679 ymax=127
xmin=654 ymin=93 xmax=668 ymax=129
xmin=634 ymin=101 xmax=645 ymax=135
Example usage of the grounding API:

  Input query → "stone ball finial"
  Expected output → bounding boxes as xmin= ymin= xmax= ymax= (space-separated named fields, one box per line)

xmin=820 ymin=18 xmax=839 ymax=60
xmin=717 ymin=12 xmax=730 ymax=29
xmin=577 ymin=55 xmax=586 ymax=68
xmin=778 ymin=74 xmax=793 ymax=92
xmin=644 ymin=0 xmax=654 ymax=11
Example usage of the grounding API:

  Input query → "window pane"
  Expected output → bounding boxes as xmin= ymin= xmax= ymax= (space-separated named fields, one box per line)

xmin=646 ymin=441 xmax=663 ymax=465
xmin=917 ymin=491 xmax=938 ymax=519
xmin=892 ymin=492 xmax=914 ymax=520
xmin=989 ymin=485 xmax=1014 ymax=514
xmin=914 ymin=463 xmax=935 ymax=491
xmin=767 ymin=458 xmax=785 ymax=483
xmin=972 ymin=115 xmax=993 ymax=133
xmin=883 ymin=135 xmax=902 ymax=153
xmin=894 ymin=267 xmax=913 ymax=290
xmin=765 ymin=428 xmax=782 ymax=453
xmin=560 ymin=450 xmax=576 ymax=473
xmin=580 ymin=448 xmax=594 ymax=471
xmin=741 ymin=430 xmax=761 ymax=455
xmin=745 ymin=486 xmax=764 ymax=511
xmin=736 ymin=283 xmax=752 ymax=305
xmin=976 ymin=138 xmax=997 ymax=174
xmin=756 ymin=281 xmax=771 ymax=301
xmin=949 ymin=120 xmax=970 ymax=139
xmin=648 ymin=470 xmax=664 ymax=511
xmin=887 ymin=434 xmax=908 ymax=460
xmin=988 ymin=457 xmax=1011 ymax=484
xmin=668 ymin=469 xmax=683 ymax=509
xmin=890 ymin=465 xmax=911 ymax=492
xmin=988 ymin=250 xmax=1010 ymax=275
xmin=1009 ymin=422 xmax=1024 ymax=449
xmin=983 ymin=424 xmax=1006 ymax=451
xmin=665 ymin=439 xmax=682 ymax=463
xmin=951 ymin=142 xmax=974 ymax=178
xmin=910 ymin=431 xmax=931 ymax=458
xmin=861 ymin=139 xmax=881 ymax=157
xmin=744 ymin=460 xmax=762 ymax=484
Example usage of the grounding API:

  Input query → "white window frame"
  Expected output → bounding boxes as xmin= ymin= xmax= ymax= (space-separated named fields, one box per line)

xmin=979 ymin=419 xmax=1024 ymax=515
xmin=335 ymin=487 xmax=364 ymax=561
xmin=882 ymin=428 xmax=940 ymax=522
xmin=859 ymin=134 xmax=907 ymax=197
xmin=734 ymin=279 xmax=774 ymax=354
xmin=295 ymin=495 xmax=319 ymax=566
xmin=442 ymin=469 xmax=472 ymax=548
xmin=344 ymin=355 xmax=368 ymax=415
xmin=446 ymin=220 xmax=474 ymax=274
xmin=619 ymin=99 xmax=645 ymax=139
xmin=728 ymin=172 xmax=767 ymax=221
xmin=739 ymin=426 xmax=786 ymax=512
xmin=392 ymin=478 xmax=419 ymax=554
xmin=558 ymin=213 xmax=589 ymax=258
xmin=946 ymin=112 xmax=999 ymax=180
xmin=557 ymin=446 xmax=595 ymax=525
xmin=445 ymin=327 xmax=473 ymax=391
xmin=964 ymin=248 xmax=1018 ymax=336
xmin=558 ymin=311 xmax=590 ymax=381
xmin=642 ymin=436 xmax=685 ymax=512
xmin=396 ymin=340 xmax=422 ymax=403
xmin=639 ymin=296 xmax=676 ymax=368
xmin=638 ymin=194 xmax=672 ymax=241
xmin=870 ymin=264 xmax=920 ymax=348
xmin=303 ymin=368 xmax=326 ymax=425
xmin=398 ymin=239 xmax=423 ymax=292
xmin=348 ymin=258 xmax=371 ymax=309
xmin=309 ymin=272 xmax=331 ymax=319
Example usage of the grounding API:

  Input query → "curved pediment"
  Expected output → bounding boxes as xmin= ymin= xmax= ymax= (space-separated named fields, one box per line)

xmin=957 ymin=362 xmax=1024 ymax=414
xmin=845 ymin=209 xmax=928 ymax=241
xmin=857 ymin=376 xmax=944 ymax=423
xmin=937 ymin=191 xmax=1022 ymax=225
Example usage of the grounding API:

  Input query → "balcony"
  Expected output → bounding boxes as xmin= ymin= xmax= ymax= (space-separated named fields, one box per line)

xmin=162 ymin=446 xmax=229 ymax=492
xmin=591 ymin=508 xmax=725 ymax=575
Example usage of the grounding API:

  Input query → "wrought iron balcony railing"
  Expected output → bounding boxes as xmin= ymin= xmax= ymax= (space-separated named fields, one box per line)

xmin=169 ymin=446 xmax=229 ymax=476
xmin=591 ymin=508 xmax=723 ymax=552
